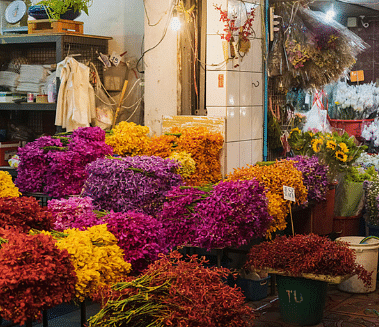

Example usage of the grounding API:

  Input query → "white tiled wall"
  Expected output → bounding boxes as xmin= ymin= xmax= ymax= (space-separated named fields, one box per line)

xmin=206 ymin=0 xmax=264 ymax=175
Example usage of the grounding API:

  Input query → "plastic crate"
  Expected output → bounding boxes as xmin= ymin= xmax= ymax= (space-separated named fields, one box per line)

xmin=23 ymin=192 xmax=53 ymax=207
xmin=231 ymin=276 xmax=271 ymax=301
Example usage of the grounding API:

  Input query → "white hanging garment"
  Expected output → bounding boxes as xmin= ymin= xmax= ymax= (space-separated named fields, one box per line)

xmin=55 ymin=57 xmax=96 ymax=132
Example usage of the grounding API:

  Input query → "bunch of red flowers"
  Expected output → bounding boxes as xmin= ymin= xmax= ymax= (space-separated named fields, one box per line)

xmin=244 ymin=234 xmax=372 ymax=287
xmin=0 ymin=229 xmax=76 ymax=325
xmin=0 ymin=197 xmax=54 ymax=232
xmin=90 ymin=251 xmax=254 ymax=327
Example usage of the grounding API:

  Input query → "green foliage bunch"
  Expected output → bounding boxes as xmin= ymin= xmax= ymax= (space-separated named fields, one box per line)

xmin=37 ymin=0 xmax=93 ymax=20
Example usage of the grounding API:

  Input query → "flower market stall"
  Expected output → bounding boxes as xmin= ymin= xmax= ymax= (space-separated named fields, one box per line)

xmin=1 ymin=118 xmax=379 ymax=326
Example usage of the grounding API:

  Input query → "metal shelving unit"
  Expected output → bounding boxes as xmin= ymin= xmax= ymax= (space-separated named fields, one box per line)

xmin=0 ymin=33 xmax=111 ymax=135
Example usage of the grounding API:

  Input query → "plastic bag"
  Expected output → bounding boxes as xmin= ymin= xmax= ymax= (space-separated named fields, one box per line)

xmin=91 ymin=63 xmax=116 ymax=130
xmin=334 ymin=179 xmax=365 ymax=217
xmin=302 ymin=102 xmax=331 ymax=133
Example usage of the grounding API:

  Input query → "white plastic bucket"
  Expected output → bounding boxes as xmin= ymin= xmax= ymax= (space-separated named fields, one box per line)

xmin=337 ymin=236 xmax=379 ymax=293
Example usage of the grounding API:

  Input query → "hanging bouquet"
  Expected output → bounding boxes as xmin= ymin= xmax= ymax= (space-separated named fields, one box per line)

xmin=226 ymin=159 xmax=308 ymax=237
xmin=16 ymin=127 xmax=113 ymax=198
xmin=82 ymin=156 xmax=182 ymax=215
xmin=287 ymin=155 xmax=329 ymax=203
xmin=89 ymin=251 xmax=255 ymax=327
xmin=0 ymin=229 xmax=76 ymax=325
xmin=0 ymin=196 xmax=54 ymax=233
xmin=288 ymin=128 xmax=367 ymax=181
xmin=244 ymin=233 xmax=372 ymax=287
xmin=330 ymin=81 xmax=379 ymax=120
xmin=48 ymin=196 xmax=101 ymax=231
xmin=48 ymin=224 xmax=132 ymax=302
xmin=103 ymin=211 xmax=168 ymax=274
xmin=0 ymin=171 xmax=20 ymax=198
xmin=278 ymin=2 xmax=368 ymax=89
xmin=214 ymin=2 xmax=256 ymax=58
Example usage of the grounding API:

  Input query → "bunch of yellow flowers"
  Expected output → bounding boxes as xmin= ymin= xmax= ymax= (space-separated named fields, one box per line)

xmin=106 ymin=121 xmax=151 ymax=156
xmin=288 ymin=128 xmax=367 ymax=181
xmin=226 ymin=159 xmax=308 ymax=238
xmin=169 ymin=151 xmax=196 ymax=179
xmin=53 ymin=224 xmax=131 ymax=302
xmin=0 ymin=171 xmax=20 ymax=198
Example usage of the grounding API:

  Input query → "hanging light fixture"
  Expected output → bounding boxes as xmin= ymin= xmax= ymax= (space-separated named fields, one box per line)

xmin=171 ymin=8 xmax=181 ymax=31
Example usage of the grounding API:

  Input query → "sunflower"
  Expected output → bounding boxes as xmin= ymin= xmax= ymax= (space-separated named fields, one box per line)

xmin=335 ymin=150 xmax=348 ymax=162
xmin=311 ymin=139 xmax=323 ymax=153
xmin=338 ymin=142 xmax=349 ymax=153
xmin=326 ymin=140 xmax=336 ymax=150
xmin=290 ymin=128 xmax=301 ymax=136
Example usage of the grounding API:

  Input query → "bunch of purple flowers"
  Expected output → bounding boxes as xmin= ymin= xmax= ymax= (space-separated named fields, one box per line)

xmin=82 ymin=156 xmax=182 ymax=215
xmin=48 ymin=196 xmax=102 ymax=231
xmin=159 ymin=179 xmax=272 ymax=250
xmin=16 ymin=127 xmax=113 ymax=198
xmin=104 ymin=210 xmax=168 ymax=274
xmin=288 ymin=155 xmax=329 ymax=204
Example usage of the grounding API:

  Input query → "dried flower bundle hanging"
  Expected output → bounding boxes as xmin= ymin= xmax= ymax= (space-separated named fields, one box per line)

xmin=244 ymin=233 xmax=372 ymax=287
xmin=89 ymin=251 xmax=255 ymax=327
xmin=0 ymin=171 xmax=20 ymax=198
xmin=0 ymin=229 xmax=76 ymax=325
xmin=226 ymin=159 xmax=308 ymax=237
xmin=277 ymin=2 xmax=368 ymax=89
xmin=82 ymin=156 xmax=182 ymax=215
xmin=0 ymin=196 xmax=54 ymax=233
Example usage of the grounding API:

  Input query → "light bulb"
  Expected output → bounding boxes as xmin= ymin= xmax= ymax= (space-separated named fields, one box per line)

xmin=171 ymin=9 xmax=181 ymax=31
xmin=325 ymin=5 xmax=336 ymax=22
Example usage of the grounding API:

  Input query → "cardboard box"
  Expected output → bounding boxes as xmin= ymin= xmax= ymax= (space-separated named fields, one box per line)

xmin=0 ymin=142 xmax=20 ymax=166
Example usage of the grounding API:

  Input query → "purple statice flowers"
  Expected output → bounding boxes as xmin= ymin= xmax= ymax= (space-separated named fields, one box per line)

xmin=288 ymin=155 xmax=329 ymax=203
xmin=82 ymin=155 xmax=183 ymax=215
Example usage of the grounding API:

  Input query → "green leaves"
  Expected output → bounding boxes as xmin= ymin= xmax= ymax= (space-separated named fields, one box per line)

xmin=37 ymin=0 xmax=93 ymax=20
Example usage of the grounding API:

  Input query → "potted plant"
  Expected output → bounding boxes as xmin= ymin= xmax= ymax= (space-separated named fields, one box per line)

xmin=29 ymin=0 xmax=93 ymax=20
xmin=244 ymin=233 xmax=372 ymax=325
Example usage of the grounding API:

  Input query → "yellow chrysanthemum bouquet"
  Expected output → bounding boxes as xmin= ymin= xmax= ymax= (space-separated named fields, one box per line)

xmin=288 ymin=128 xmax=367 ymax=181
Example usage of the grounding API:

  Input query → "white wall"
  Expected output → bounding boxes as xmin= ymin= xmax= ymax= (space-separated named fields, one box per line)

xmin=80 ymin=0 xmax=144 ymax=60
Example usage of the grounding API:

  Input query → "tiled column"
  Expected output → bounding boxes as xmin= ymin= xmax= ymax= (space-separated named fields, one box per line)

xmin=206 ymin=0 xmax=264 ymax=175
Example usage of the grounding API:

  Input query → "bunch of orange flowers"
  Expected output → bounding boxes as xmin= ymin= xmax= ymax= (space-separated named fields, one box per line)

xmin=226 ymin=159 xmax=308 ymax=237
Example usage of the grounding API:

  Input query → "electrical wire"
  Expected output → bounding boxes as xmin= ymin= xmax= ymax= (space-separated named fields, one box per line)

xmin=143 ymin=0 xmax=166 ymax=26
xmin=136 ymin=0 xmax=177 ymax=74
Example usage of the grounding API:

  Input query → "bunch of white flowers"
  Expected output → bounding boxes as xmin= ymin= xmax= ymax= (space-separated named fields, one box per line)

xmin=356 ymin=152 xmax=379 ymax=171
xmin=361 ymin=119 xmax=379 ymax=147
xmin=333 ymin=81 xmax=379 ymax=113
